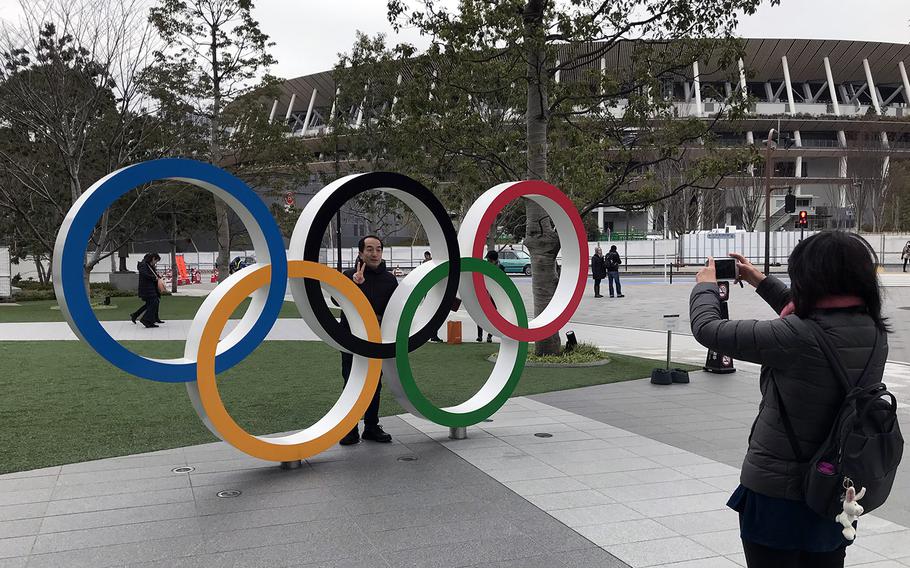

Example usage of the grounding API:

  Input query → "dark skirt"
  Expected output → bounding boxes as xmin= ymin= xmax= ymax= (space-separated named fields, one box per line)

xmin=728 ymin=484 xmax=852 ymax=553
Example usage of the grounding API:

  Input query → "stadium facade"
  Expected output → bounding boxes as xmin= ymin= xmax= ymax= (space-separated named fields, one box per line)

xmin=272 ymin=39 xmax=910 ymax=239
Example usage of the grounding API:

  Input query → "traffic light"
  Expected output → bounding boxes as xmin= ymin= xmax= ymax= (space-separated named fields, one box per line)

xmin=784 ymin=191 xmax=796 ymax=213
xmin=798 ymin=210 xmax=808 ymax=227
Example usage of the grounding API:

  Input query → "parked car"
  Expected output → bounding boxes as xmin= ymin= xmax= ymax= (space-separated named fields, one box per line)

xmin=228 ymin=256 xmax=256 ymax=274
xmin=498 ymin=249 xmax=532 ymax=275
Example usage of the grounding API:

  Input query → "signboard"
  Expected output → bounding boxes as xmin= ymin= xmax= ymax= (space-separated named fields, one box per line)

xmin=0 ymin=247 xmax=10 ymax=298
xmin=284 ymin=192 xmax=296 ymax=207
xmin=662 ymin=313 xmax=680 ymax=331
xmin=706 ymin=233 xmax=735 ymax=239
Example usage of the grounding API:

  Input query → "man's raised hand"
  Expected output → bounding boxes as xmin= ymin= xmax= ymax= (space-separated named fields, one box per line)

xmin=353 ymin=259 xmax=366 ymax=285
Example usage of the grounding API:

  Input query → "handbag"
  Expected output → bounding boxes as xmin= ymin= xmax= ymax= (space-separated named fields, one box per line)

xmin=156 ymin=277 xmax=166 ymax=293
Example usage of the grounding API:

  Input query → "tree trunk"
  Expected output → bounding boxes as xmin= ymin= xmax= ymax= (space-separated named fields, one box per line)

xmin=523 ymin=0 xmax=561 ymax=356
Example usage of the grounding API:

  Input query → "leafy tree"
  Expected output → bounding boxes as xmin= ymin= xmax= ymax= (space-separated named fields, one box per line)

xmin=332 ymin=0 xmax=769 ymax=353
xmin=145 ymin=0 xmax=308 ymax=281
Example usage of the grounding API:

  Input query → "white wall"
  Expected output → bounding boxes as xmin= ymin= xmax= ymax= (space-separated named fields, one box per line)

xmin=0 ymin=247 xmax=10 ymax=298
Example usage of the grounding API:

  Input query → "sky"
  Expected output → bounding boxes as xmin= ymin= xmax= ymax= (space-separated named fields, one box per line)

xmin=0 ymin=0 xmax=907 ymax=80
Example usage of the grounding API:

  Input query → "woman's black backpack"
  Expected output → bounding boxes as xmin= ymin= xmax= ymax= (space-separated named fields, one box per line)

xmin=773 ymin=321 xmax=903 ymax=519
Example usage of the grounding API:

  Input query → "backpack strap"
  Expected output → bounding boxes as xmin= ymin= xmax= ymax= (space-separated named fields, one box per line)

xmin=771 ymin=319 xmax=879 ymax=463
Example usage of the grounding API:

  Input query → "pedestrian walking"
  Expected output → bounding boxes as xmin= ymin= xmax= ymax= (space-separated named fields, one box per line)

xmin=605 ymin=245 xmax=624 ymax=298
xmin=591 ymin=247 xmax=606 ymax=298
xmin=130 ymin=253 xmax=164 ymax=328
xmin=690 ymin=231 xmax=892 ymax=567
xmin=902 ymin=240 xmax=910 ymax=272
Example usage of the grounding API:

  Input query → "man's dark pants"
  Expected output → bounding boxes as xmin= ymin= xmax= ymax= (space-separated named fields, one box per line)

xmin=341 ymin=353 xmax=380 ymax=427
xmin=607 ymin=271 xmax=622 ymax=297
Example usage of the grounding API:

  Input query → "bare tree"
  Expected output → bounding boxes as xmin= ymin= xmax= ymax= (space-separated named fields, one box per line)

xmin=0 ymin=0 xmax=163 ymax=287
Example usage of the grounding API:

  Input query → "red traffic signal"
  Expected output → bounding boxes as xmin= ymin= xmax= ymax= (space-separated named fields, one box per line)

xmin=798 ymin=210 xmax=808 ymax=227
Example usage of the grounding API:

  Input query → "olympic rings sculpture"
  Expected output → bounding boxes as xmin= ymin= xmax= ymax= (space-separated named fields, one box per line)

xmin=53 ymin=158 xmax=589 ymax=462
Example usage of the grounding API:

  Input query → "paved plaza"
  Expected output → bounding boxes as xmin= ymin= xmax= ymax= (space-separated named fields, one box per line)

xmin=2 ymin=274 xmax=910 ymax=566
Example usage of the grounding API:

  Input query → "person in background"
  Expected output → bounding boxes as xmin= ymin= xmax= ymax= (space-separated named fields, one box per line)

xmin=901 ymin=240 xmax=910 ymax=273
xmin=339 ymin=235 xmax=396 ymax=446
xmin=591 ymin=246 xmax=606 ymax=298
xmin=422 ymin=251 xmax=444 ymax=342
xmin=476 ymin=250 xmax=505 ymax=343
xmin=605 ymin=245 xmax=624 ymax=298
xmin=690 ymin=231 xmax=889 ymax=567
xmin=131 ymin=253 xmax=164 ymax=328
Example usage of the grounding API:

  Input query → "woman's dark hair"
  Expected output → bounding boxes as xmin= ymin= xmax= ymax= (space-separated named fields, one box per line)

xmin=485 ymin=250 xmax=499 ymax=262
xmin=142 ymin=253 xmax=160 ymax=263
xmin=788 ymin=231 xmax=888 ymax=332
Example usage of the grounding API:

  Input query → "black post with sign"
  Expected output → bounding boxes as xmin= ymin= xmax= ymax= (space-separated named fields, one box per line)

xmin=704 ymin=281 xmax=736 ymax=374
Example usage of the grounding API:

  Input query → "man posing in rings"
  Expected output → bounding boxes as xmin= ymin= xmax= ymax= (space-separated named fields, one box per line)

xmin=339 ymin=235 xmax=397 ymax=445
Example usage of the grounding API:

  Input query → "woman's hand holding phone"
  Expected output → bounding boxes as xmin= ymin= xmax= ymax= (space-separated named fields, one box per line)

xmin=728 ymin=253 xmax=765 ymax=288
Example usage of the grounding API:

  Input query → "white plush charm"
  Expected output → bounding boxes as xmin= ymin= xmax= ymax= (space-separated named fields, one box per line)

xmin=835 ymin=486 xmax=866 ymax=541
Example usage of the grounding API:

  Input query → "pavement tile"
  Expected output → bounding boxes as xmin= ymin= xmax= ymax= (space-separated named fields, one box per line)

xmin=856 ymin=530 xmax=910 ymax=559
xmin=45 ymin=487 xmax=194 ymax=516
xmin=689 ymin=529 xmax=743 ymax=555
xmin=382 ymin=535 xmax=550 ymax=568
xmin=0 ymin=518 xmax=41 ymax=539
xmin=523 ymin=489 xmax=615 ymax=511
xmin=0 ymin=536 xmax=33 ymax=559
xmin=30 ymin=517 xmax=201 ymax=555
xmin=0 ymin=489 xmax=51 ymax=507
xmin=574 ymin=519 xmax=678 ymax=546
xmin=654 ymin=509 xmax=740 ymax=535
xmin=503 ymin=477 xmax=589 ymax=496
xmin=39 ymin=502 xmax=198 ymax=533
xmin=549 ymin=503 xmax=645 ymax=527
xmin=24 ymin=535 xmax=205 ymax=568
xmin=607 ymin=536 xmax=716 ymax=567
xmin=626 ymin=492 xmax=731 ymax=517
xmin=0 ymin=502 xmax=48 ymax=523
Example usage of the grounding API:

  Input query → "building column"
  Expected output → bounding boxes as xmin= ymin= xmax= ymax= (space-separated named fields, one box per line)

xmin=864 ymin=58 xmax=891 ymax=151
xmin=597 ymin=207 xmax=604 ymax=232
xmin=739 ymin=58 xmax=754 ymax=145
xmin=825 ymin=56 xmax=848 ymax=209
xmin=268 ymin=99 xmax=279 ymax=123
xmin=692 ymin=61 xmax=703 ymax=117
xmin=284 ymin=93 xmax=297 ymax=122
xmin=302 ymin=88 xmax=317 ymax=135
xmin=782 ymin=56 xmax=803 ymax=190
xmin=900 ymin=62 xmax=910 ymax=104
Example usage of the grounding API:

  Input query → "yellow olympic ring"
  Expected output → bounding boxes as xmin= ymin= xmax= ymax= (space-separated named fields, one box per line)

xmin=192 ymin=260 xmax=382 ymax=461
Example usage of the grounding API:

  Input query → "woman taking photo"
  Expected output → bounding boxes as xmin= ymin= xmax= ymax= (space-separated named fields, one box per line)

xmin=690 ymin=231 xmax=888 ymax=567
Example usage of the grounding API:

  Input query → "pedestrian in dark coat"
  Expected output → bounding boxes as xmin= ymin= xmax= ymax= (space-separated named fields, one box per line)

xmin=338 ymin=235 xmax=398 ymax=446
xmin=690 ymin=231 xmax=889 ymax=567
xmin=591 ymin=247 xmax=607 ymax=297
xmin=130 ymin=253 xmax=164 ymax=328
xmin=605 ymin=245 xmax=623 ymax=297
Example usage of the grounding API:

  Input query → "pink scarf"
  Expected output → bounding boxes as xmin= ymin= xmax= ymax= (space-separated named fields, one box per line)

xmin=780 ymin=296 xmax=864 ymax=318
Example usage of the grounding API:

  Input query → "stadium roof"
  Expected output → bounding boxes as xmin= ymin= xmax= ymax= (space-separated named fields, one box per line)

xmin=276 ymin=39 xmax=910 ymax=116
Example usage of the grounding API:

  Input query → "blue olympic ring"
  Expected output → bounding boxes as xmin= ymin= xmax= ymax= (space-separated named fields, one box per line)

xmin=53 ymin=158 xmax=288 ymax=383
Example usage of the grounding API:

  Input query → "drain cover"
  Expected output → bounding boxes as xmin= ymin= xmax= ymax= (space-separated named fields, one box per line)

xmin=216 ymin=490 xmax=242 ymax=498
xmin=397 ymin=455 xmax=419 ymax=462
xmin=534 ymin=433 xmax=553 ymax=438
xmin=171 ymin=466 xmax=194 ymax=474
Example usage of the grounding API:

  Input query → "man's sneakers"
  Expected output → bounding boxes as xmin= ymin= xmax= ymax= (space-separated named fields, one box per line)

xmin=340 ymin=427 xmax=360 ymax=445
xmin=340 ymin=424 xmax=393 ymax=445
xmin=362 ymin=425 xmax=392 ymax=443
xmin=617 ymin=294 xmax=625 ymax=298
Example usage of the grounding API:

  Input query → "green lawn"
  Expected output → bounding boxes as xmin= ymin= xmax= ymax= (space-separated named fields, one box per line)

xmin=0 ymin=340 xmax=696 ymax=473
xmin=0 ymin=297 xmax=327 ymax=323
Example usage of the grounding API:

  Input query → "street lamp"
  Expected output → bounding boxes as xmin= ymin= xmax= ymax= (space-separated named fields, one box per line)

xmin=763 ymin=129 xmax=777 ymax=276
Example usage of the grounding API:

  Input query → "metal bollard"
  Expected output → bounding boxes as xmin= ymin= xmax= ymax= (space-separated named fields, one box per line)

xmin=449 ymin=427 xmax=467 ymax=440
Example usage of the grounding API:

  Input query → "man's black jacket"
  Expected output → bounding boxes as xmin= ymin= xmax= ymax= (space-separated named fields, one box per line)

xmin=339 ymin=260 xmax=398 ymax=379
